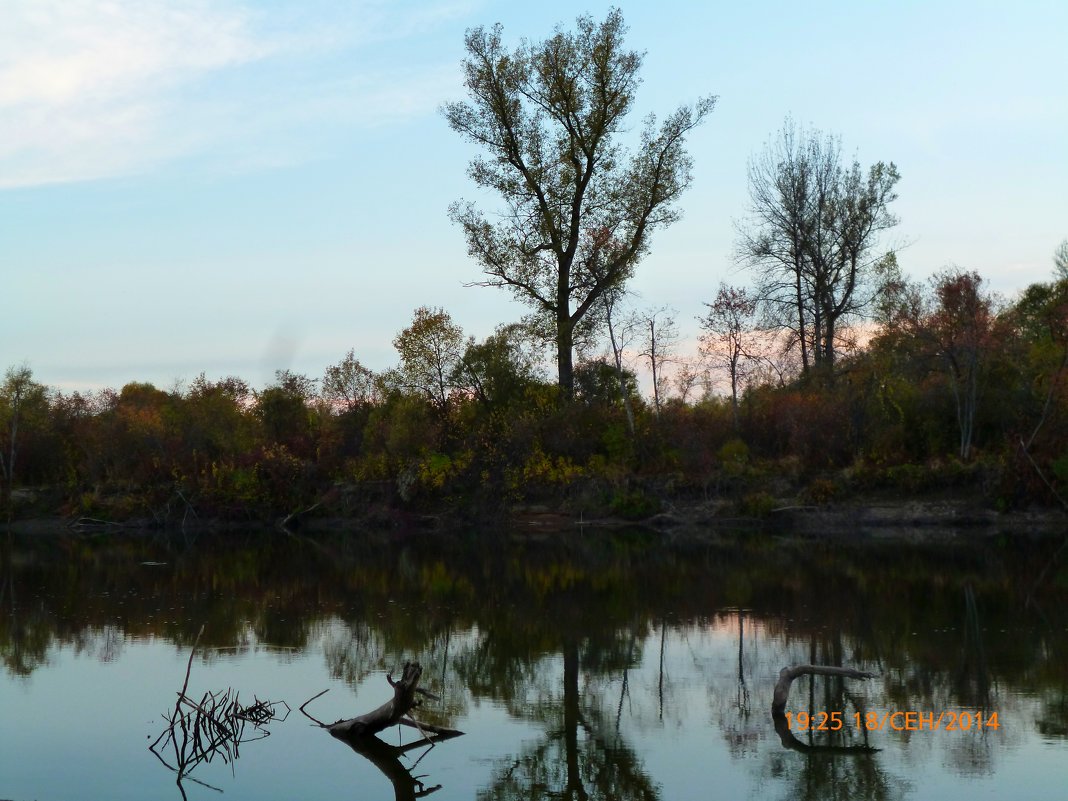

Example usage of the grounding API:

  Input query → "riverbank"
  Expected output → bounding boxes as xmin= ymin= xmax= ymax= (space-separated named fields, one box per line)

xmin=5 ymin=489 xmax=1064 ymax=542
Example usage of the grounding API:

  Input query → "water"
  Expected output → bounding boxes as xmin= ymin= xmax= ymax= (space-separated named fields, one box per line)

xmin=2 ymin=527 xmax=1066 ymax=800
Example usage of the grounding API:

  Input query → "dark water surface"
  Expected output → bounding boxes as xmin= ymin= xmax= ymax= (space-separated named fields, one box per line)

xmin=2 ymin=526 xmax=1066 ymax=800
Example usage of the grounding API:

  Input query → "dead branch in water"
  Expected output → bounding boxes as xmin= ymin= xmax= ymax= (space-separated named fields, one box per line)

xmin=149 ymin=627 xmax=289 ymax=796
xmin=300 ymin=662 xmax=463 ymax=744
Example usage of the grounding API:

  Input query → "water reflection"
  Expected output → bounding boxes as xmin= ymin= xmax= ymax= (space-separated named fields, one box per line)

xmin=2 ymin=527 xmax=1067 ymax=800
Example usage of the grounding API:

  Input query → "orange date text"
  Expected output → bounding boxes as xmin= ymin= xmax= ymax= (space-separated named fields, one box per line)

xmin=783 ymin=710 xmax=1000 ymax=732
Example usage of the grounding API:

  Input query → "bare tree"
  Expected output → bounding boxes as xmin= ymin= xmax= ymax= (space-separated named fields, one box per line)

xmin=737 ymin=118 xmax=899 ymax=375
xmin=698 ymin=285 xmax=757 ymax=428
xmin=600 ymin=288 xmax=637 ymax=434
xmin=672 ymin=360 xmax=709 ymax=404
xmin=443 ymin=9 xmax=714 ymax=398
xmin=322 ymin=350 xmax=379 ymax=412
xmin=1054 ymin=239 xmax=1068 ymax=281
xmin=636 ymin=306 xmax=679 ymax=416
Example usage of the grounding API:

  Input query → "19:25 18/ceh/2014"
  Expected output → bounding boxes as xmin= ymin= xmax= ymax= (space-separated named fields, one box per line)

xmin=784 ymin=710 xmax=1000 ymax=732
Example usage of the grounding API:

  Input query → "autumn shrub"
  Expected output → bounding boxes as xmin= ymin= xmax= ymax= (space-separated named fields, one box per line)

xmin=510 ymin=445 xmax=584 ymax=493
xmin=256 ymin=444 xmax=314 ymax=515
xmin=738 ymin=491 xmax=777 ymax=518
xmin=718 ymin=438 xmax=750 ymax=474
xmin=804 ymin=478 xmax=839 ymax=506
xmin=688 ymin=399 xmax=735 ymax=461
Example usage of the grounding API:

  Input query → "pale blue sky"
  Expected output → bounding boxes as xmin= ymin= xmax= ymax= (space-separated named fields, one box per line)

xmin=2 ymin=0 xmax=1066 ymax=391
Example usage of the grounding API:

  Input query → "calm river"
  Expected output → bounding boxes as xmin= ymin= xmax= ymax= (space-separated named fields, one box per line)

xmin=2 ymin=526 xmax=1066 ymax=800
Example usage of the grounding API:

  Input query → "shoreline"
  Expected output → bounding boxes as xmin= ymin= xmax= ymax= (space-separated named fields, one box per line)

xmin=4 ymin=493 xmax=1065 ymax=543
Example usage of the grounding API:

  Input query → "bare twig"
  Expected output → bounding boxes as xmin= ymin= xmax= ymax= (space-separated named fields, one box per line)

xmin=151 ymin=626 xmax=287 ymax=788
xmin=299 ymin=689 xmax=332 ymax=727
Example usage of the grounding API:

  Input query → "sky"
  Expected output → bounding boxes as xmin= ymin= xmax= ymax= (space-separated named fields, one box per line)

xmin=2 ymin=0 xmax=1066 ymax=392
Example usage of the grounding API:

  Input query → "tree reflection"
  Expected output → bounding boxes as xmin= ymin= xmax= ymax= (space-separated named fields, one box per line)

xmin=763 ymin=746 xmax=907 ymax=801
xmin=478 ymin=639 xmax=659 ymax=801
xmin=3 ymin=527 xmax=1068 ymax=798
xmin=337 ymin=732 xmax=457 ymax=801
xmin=0 ymin=532 xmax=52 ymax=675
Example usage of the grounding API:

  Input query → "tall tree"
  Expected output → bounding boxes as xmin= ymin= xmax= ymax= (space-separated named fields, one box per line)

xmin=927 ymin=270 xmax=996 ymax=460
xmin=0 ymin=364 xmax=47 ymax=512
xmin=737 ymin=119 xmax=899 ymax=375
xmin=255 ymin=370 xmax=317 ymax=455
xmin=443 ymin=9 xmax=714 ymax=398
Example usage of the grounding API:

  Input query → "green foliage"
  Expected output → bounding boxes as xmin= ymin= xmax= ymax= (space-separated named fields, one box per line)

xmin=198 ymin=458 xmax=264 ymax=516
xmin=883 ymin=463 xmax=928 ymax=493
xmin=609 ymin=488 xmax=662 ymax=520
xmin=1051 ymin=454 xmax=1068 ymax=486
xmin=254 ymin=371 xmax=317 ymax=456
xmin=443 ymin=9 xmax=713 ymax=394
xmin=512 ymin=445 xmax=584 ymax=492
xmin=454 ymin=324 xmax=543 ymax=410
xmin=322 ymin=350 xmax=378 ymax=412
xmin=416 ymin=450 xmax=473 ymax=492
xmin=718 ymin=438 xmax=749 ymax=472
xmin=574 ymin=360 xmax=640 ymax=410
xmin=7 ymin=261 xmax=1068 ymax=521
xmin=393 ymin=306 xmax=465 ymax=412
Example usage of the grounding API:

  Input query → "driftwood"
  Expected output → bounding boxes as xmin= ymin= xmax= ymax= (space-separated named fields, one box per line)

xmin=301 ymin=662 xmax=463 ymax=743
xmin=772 ymin=664 xmax=876 ymax=716
xmin=278 ymin=500 xmax=323 ymax=531
xmin=301 ymin=663 xmax=463 ymax=801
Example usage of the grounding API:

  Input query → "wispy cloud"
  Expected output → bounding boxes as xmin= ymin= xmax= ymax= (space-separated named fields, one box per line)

xmin=0 ymin=0 xmax=475 ymax=188
xmin=0 ymin=0 xmax=273 ymax=186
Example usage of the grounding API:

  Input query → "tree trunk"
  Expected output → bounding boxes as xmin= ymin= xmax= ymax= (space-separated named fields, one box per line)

xmin=794 ymin=257 xmax=810 ymax=373
xmin=604 ymin=297 xmax=635 ymax=436
xmin=557 ymin=316 xmax=575 ymax=400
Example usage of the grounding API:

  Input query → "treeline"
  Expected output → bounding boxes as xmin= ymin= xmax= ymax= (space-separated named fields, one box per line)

xmin=5 ymin=11 xmax=1064 ymax=525
xmin=1 ymin=266 xmax=1066 ymax=524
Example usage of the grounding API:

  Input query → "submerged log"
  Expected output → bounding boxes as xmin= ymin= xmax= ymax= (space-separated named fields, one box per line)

xmin=771 ymin=664 xmax=876 ymax=716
